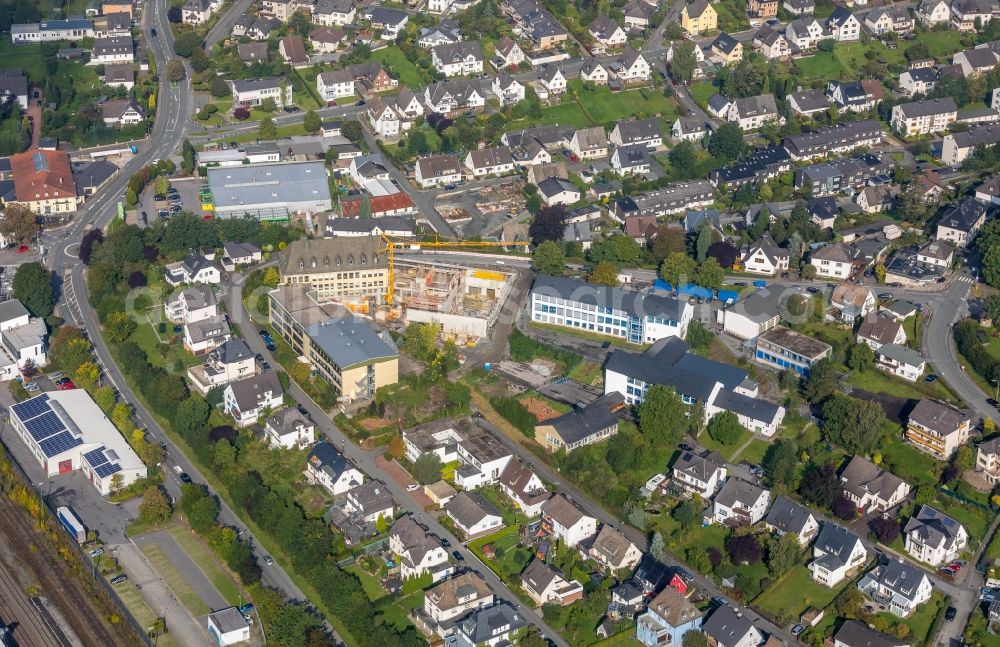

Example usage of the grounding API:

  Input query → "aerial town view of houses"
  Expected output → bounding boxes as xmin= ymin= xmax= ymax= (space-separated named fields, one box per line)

xmin=8 ymin=0 xmax=1000 ymax=644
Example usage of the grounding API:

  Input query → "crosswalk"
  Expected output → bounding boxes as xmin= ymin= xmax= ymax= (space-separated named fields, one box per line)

xmin=955 ymin=276 xmax=975 ymax=284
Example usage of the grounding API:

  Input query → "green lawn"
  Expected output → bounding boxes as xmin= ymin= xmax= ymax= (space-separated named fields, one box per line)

xmin=528 ymin=322 xmax=648 ymax=351
xmin=736 ymin=439 xmax=771 ymax=465
xmin=166 ymin=523 xmax=243 ymax=606
xmin=113 ymin=583 xmax=176 ymax=647
xmin=0 ymin=41 xmax=47 ymax=82
xmin=916 ymin=29 xmax=968 ymax=59
xmin=879 ymin=439 xmax=943 ymax=489
xmin=346 ymin=564 xmax=388 ymax=601
xmin=568 ymin=361 xmax=603 ymax=388
xmin=535 ymin=101 xmax=594 ymax=129
xmin=571 ymin=80 xmax=679 ymax=126
xmin=755 ymin=564 xmax=848 ymax=622
xmin=698 ymin=428 xmax=751 ymax=461
xmin=874 ymin=591 xmax=947 ymax=647
xmin=372 ymin=46 xmax=433 ymax=88
xmin=845 ymin=367 xmax=959 ymax=404
xmin=130 ymin=316 xmax=203 ymax=374
xmin=688 ymin=81 xmax=718 ymax=109
xmin=140 ymin=543 xmax=211 ymax=617
xmin=669 ymin=521 xmax=728 ymax=555
xmin=930 ymin=493 xmax=992 ymax=544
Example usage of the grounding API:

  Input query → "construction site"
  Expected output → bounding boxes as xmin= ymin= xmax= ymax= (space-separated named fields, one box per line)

xmin=383 ymin=259 xmax=516 ymax=344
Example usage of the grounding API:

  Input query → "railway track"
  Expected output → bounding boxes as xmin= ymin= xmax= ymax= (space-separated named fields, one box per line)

xmin=0 ymin=551 xmax=66 ymax=647
xmin=0 ymin=492 xmax=131 ymax=647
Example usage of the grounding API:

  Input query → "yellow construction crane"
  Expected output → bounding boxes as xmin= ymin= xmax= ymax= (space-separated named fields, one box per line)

xmin=378 ymin=234 xmax=530 ymax=305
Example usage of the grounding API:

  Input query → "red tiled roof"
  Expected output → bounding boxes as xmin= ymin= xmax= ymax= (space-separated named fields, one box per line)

xmin=10 ymin=149 xmax=76 ymax=202
xmin=340 ymin=192 xmax=414 ymax=217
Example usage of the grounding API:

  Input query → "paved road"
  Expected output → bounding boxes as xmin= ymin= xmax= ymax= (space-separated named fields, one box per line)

xmin=222 ymin=271 xmax=572 ymax=647
xmin=204 ymin=0 xmax=255 ymax=49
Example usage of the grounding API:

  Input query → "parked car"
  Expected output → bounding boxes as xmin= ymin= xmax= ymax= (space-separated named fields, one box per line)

xmin=150 ymin=28 xmax=157 ymax=36
xmin=452 ymin=550 xmax=464 ymax=561
xmin=406 ymin=484 xmax=419 ymax=492
xmin=945 ymin=607 xmax=957 ymax=621
xmin=16 ymin=245 xmax=29 ymax=254
xmin=791 ymin=625 xmax=806 ymax=636
xmin=600 ymin=341 xmax=611 ymax=350
xmin=57 ymin=380 xmax=75 ymax=390
xmin=878 ymin=293 xmax=892 ymax=300
xmin=263 ymin=555 xmax=274 ymax=566
xmin=260 ymin=361 xmax=271 ymax=372
xmin=440 ymin=538 xmax=450 ymax=548
xmin=806 ymin=286 xmax=820 ymax=294
xmin=110 ymin=574 xmax=128 ymax=584
xmin=924 ymin=374 xmax=938 ymax=383
xmin=179 ymin=472 xmax=192 ymax=484
xmin=90 ymin=548 xmax=104 ymax=558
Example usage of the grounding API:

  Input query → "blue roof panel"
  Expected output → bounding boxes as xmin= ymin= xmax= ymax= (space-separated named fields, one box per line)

xmin=38 ymin=431 xmax=83 ymax=458
xmin=24 ymin=410 xmax=66 ymax=442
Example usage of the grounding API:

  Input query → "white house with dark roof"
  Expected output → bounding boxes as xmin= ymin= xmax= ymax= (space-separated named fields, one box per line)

xmin=464 ymin=147 xmax=515 ymax=177
xmin=899 ymin=68 xmax=937 ymax=97
xmin=809 ymin=522 xmax=868 ymax=587
xmin=702 ymin=605 xmax=764 ymax=647
xmin=673 ymin=450 xmax=728 ymax=497
xmin=165 ymin=285 xmax=218 ymax=324
xmin=936 ymin=197 xmax=989 ymax=247
xmin=587 ymin=524 xmax=642 ymax=572
xmin=498 ymin=459 xmax=550 ymax=517
xmin=222 ymin=371 xmax=283 ymax=427
xmin=421 ymin=571 xmax=494 ymax=633
xmin=809 ymin=243 xmax=856 ymax=279
xmin=183 ymin=317 xmax=230 ymax=356
xmin=580 ymin=59 xmax=609 ymax=84
xmin=672 ymin=117 xmax=711 ymax=143
xmin=839 ymin=456 xmax=911 ymax=513
xmin=493 ymin=35 xmax=525 ymax=68
xmin=786 ymin=16 xmax=825 ymax=49
xmin=611 ymin=144 xmax=652 ymax=176
xmin=521 ymin=559 xmax=584 ymax=606
xmin=835 ymin=622 xmax=909 ymax=647
xmin=186 ymin=337 xmax=256 ymax=395
xmin=610 ymin=47 xmax=651 ymax=84
xmin=905 ymin=398 xmax=971 ymax=459
xmin=306 ymin=441 xmax=362 ymax=494
xmin=589 ymin=15 xmax=627 ymax=47
xmin=415 ymin=154 xmax=463 ymax=188
xmin=542 ymin=494 xmax=597 ymax=547
xmin=492 ymin=73 xmax=525 ymax=105
xmin=916 ymin=0 xmax=950 ymax=24
xmin=765 ymin=495 xmax=819 ymax=545
xmin=389 ymin=515 xmax=452 ymax=581
xmin=875 ymin=343 xmax=926 ymax=382
xmin=431 ymin=41 xmax=484 ymax=77
xmin=711 ymin=477 xmax=771 ymax=526
xmin=741 ymin=233 xmax=788 ymax=275
xmin=727 ymin=94 xmax=782 ymax=131
xmin=856 ymin=315 xmax=906 ymax=350
xmin=267 ymin=408 xmax=316 ymax=449
xmin=827 ymin=6 xmax=861 ymax=40
xmin=903 ymin=504 xmax=968 ymax=566
xmin=445 ymin=491 xmax=503 ymax=539
xmin=858 ymin=559 xmax=932 ymax=617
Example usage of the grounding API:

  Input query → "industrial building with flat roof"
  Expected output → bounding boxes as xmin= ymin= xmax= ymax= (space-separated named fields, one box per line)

xmin=10 ymin=391 xmax=146 ymax=495
xmin=206 ymin=161 xmax=332 ymax=220
xmin=755 ymin=326 xmax=832 ymax=375
xmin=269 ymin=284 xmax=398 ymax=401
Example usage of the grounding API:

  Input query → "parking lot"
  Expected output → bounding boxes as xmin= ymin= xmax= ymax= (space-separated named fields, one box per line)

xmin=136 ymin=178 xmax=204 ymax=227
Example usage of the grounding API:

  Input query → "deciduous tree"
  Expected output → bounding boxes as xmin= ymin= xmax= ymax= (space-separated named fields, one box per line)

xmin=726 ymin=534 xmax=762 ymax=564
xmin=659 ymin=251 xmax=696 ymax=287
xmin=637 ymin=385 xmax=687 ymax=447
xmin=528 ymin=205 xmax=567 ymax=246
xmin=588 ymin=260 xmax=620 ymax=287
xmin=799 ymin=461 xmax=839 ymax=507
xmin=768 ymin=532 xmax=801 ymax=577
xmin=259 ymin=116 xmax=277 ymax=140
xmin=139 ymin=486 xmax=172 ymax=526
xmin=821 ymin=394 xmax=885 ymax=454
xmin=165 ymin=58 xmax=186 ymax=82
xmin=412 ymin=453 xmax=442 ymax=485
xmin=707 ymin=411 xmax=743 ymax=445
xmin=12 ymin=262 xmax=54 ymax=317
xmin=762 ymin=439 xmax=798 ymax=489
xmin=532 ymin=240 xmax=565 ymax=276
xmin=0 ymin=203 xmax=39 ymax=246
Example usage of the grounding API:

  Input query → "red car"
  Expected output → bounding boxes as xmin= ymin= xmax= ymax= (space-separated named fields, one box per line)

xmin=57 ymin=380 xmax=75 ymax=390
xmin=16 ymin=245 xmax=29 ymax=254
xmin=203 ymin=214 xmax=213 ymax=221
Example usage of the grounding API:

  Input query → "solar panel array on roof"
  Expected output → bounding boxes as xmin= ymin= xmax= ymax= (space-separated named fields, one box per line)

xmin=14 ymin=394 xmax=84 ymax=457
xmin=32 ymin=151 xmax=49 ymax=172
xmin=83 ymin=447 xmax=108 ymax=468
xmin=11 ymin=393 xmax=50 ymax=420
xmin=94 ymin=461 xmax=122 ymax=478
xmin=38 ymin=431 xmax=83 ymax=458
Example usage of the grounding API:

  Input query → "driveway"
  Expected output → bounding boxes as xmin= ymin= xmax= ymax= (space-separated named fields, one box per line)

xmin=374 ymin=455 xmax=434 ymax=509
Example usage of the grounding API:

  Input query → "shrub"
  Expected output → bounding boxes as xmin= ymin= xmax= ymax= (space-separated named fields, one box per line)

xmin=489 ymin=396 xmax=536 ymax=438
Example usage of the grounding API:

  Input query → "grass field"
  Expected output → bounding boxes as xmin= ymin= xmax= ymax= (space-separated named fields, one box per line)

xmin=571 ymin=80 xmax=679 ymax=125
xmin=845 ymin=367 xmax=959 ymax=404
xmin=372 ymin=46 xmax=433 ymax=88
xmin=0 ymin=41 xmax=47 ymax=82
xmin=346 ymin=564 xmax=388 ymax=601
xmin=131 ymin=316 xmax=203 ymax=374
xmin=754 ymin=564 xmax=848 ymax=621
xmin=114 ymin=581 xmax=176 ymax=646
xmin=737 ymin=439 xmax=771 ymax=465
xmin=668 ymin=520 xmax=728 ymax=555
xmin=688 ymin=81 xmax=718 ymax=109
xmin=166 ymin=523 xmax=243 ymax=606
xmin=880 ymin=439 xmax=942 ymax=488
xmin=140 ymin=544 xmax=211 ymax=617
xmin=875 ymin=591 xmax=947 ymax=647
xmin=698 ymin=427 xmax=751 ymax=461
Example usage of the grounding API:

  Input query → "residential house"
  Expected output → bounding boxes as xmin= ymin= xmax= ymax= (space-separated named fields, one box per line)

xmin=570 ymin=127 xmax=609 ymax=160
xmin=343 ymin=479 xmax=395 ymax=526
xmin=348 ymin=62 xmax=398 ymax=94
xmin=899 ymin=68 xmax=937 ymax=97
xmin=856 ymin=315 xmax=906 ymax=350
xmin=916 ymin=0 xmax=950 ymax=25
xmin=827 ymin=79 xmax=884 ymax=113
xmin=431 ymin=41 xmax=484 ymax=77
xmin=748 ymin=0 xmax=779 ymax=24
xmin=423 ymin=80 xmax=485 ymax=114
xmin=796 ymin=154 xmax=895 ymax=197
xmin=856 ymin=185 xmax=895 ymax=214
xmin=808 ymin=196 xmax=839 ymax=228
xmin=589 ymin=15 xmax=627 ymax=47
xmin=858 ymin=560 xmax=933 ymax=617
xmin=636 ymin=587 xmax=704 ymax=647
xmin=711 ymin=477 xmax=771 ymax=526
xmin=864 ymin=7 xmax=914 ymax=35
xmin=681 ymin=0 xmax=718 ymax=34
xmin=208 ymin=608 xmax=250 ymax=646
xmin=809 ymin=523 xmax=868 ymax=587
xmin=976 ymin=437 xmax=1000 ymax=486
xmin=163 ymin=252 xmax=222 ymax=286
xmin=587 ymin=525 xmax=643 ymax=572
xmin=181 ymin=0 xmax=213 ymax=24
xmin=363 ymin=7 xmax=409 ymax=38
xmin=492 ymin=73 xmax=525 ymax=105
xmin=188 ymin=337 xmax=257 ymax=397
xmin=539 ymin=66 xmax=567 ymax=96
xmin=415 ymin=155 xmax=463 ymax=188
xmin=266 ymin=409 xmax=315 ymax=449
xmin=237 ymin=42 xmax=269 ymax=64
xmin=498 ymin=459 xmax=550 ymax=518
xmin=165 ymin=285 xmax=217 ymax=324
xmin=611 ymin=144 xmax=652 ymax=176
xmin=903 ymin=505 xmax=969 ymax=566
xmin=672 ymin=117 xmax=711 ymax=142
xmin=728 ymin=94 xmax=782 ymax=131
xmin=831 ymin=284 xmax=875 ymax=323
xmin=100 ymin=98 xmax=144 ymax=126
xmin=222 ymin=241 xmax=262 ymax=267
xmin=784 ymin=0 xmax=815 ymax=14
xmin=707 ymin=93 xmax=733 ymax=119
xmin=420 ymin=571 xmax=494 ymax=635
xmin=389 ymin=515 xmax=452 ymax=581
xmin=834 ymin=622 xmax=910 ymax=647
xmin=951 ymin=0 xmax=995 ymax=31
xmin=450 ymin=603 xmax=526 ymax=647
xmin=260 ymin=0 xmax=294 ymax=21
xmin=445 ymin=491 xmax=503 ymax=539
xmin=839 ymin=456 xmax=911 ymax=513
xmin=711 ymin=33 xmax=743 ymax=64
xmin=417 ymin=19 xmax=462 ymax=48
xmin=542 ymin=494 xmax=597 ymax=547
xmin=891 ymin=98 xmax=958 ymax=136
xmin=875 ymin=343 xmax=926 ymax=382
xmin=753 ymin=27 xmax=791 ymax=59
xmin=623 ymin=0 xmax=655 ymax=30
xmin=278 ymin=36 xmax=308 ymax=67
xmin=537 ymin=177 xmax=581 ymax=206
xmin=740 ymin=233 xmax=789 ymax=275
xmin=755 ymin=325 xmax=833 ymax=376
xmin=702 ymin=605 xmax=764 ymax=647
xmin=183 ymin=317 xmax=230 ymax=356
xmin=0 ymin=70 xmax=29 ymax=108
xmin=90 ymin=36 xmax=133 ymax=65
xmin=809 ymin=243 xmax=857 ymax=279
xmin=788 ymin=89 xmax=830 ymax=117
xmin=786 ymin=16 xmax=826 ymax=49
xmin=306 ymin=441 xmax=363 ymax=494
xmin=610 ymin=117 xmax=663 ymax=149
xmin=610 ymin=48 xmax=651 ymax=85
xmin=493 ymin=35 xmax=524 ymax=68
xmin=764 ymin=495 xmax=819 ymax=546
xmin=672 ymin=450 xmax=728 ymax=498
xmin=231 ymin=78 xmax=291 ymax=108
xmin=936 ymin=196 xmax=989 ymax=247
xmin=783 ymin=119 xmax=883 ymax=160
xmin=521 ymin=559 xmax=584 ymax=606
xmin=915 ymin=239 xmax=953 ymax=271
xmin=954 ymin=46 xmax=999 ymax=76
xmin=827 ymin=7 xmax=862 ymax=40
xmin=309 ymin=26 xmax=346 ymax=52
xmin=222 ymin=371 xmax=283 ymax=427
xmin=464 ymin=147 xmax=515 ymax=177
xmin=906 ymin=398 xmax=971 ymax=460
xmin=317 ymin=69 xmax=356 ymax=103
